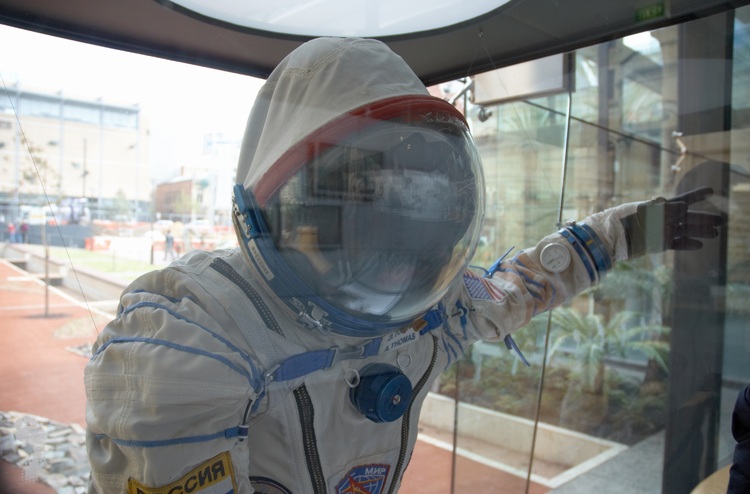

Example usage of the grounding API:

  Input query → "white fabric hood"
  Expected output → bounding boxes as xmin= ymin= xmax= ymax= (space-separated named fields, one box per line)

xmin=231 ymin=37 xmax=485 ymax=337
xmin=235 ymin=37 xmax=432 ymax=201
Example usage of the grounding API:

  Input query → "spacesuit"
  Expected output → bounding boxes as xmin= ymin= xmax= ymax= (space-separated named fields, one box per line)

xmin=85 ymin=37 xmax=721 ymax=494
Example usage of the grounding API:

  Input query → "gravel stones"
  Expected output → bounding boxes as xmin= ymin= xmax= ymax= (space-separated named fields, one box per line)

xmin=0 ymin=411 xmax=89 ymax=493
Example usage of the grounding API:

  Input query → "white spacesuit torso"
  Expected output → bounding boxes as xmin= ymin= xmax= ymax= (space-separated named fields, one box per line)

xmin=85 ymin=37 xmax=639 ymax=494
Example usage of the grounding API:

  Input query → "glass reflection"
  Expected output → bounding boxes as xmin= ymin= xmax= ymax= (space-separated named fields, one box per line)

xmin=436 ymin=8 xmax=750 ymax=493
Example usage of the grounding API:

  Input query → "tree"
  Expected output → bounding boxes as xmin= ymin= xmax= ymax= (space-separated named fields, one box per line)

xmin=18 ymin=137 xmax=60 ymax=200
xmin=592 ymin=260 xmax=674 ymax=390
xmin=546 ymin=303 xmax=669 ymax=431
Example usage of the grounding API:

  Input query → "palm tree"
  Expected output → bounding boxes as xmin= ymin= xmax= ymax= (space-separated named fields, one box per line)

xmin=546 ymin=305 xmax=669 ymax=431
xmin=593 ymin=261 xmax=674 ymax=389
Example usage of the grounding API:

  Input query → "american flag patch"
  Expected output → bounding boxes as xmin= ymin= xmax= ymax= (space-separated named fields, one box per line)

xmin=463 ymin=271 xmax=506 ymax=301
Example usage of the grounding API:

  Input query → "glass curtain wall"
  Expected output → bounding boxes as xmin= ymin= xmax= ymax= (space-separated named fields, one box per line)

xmin=435 ymin=6 xmax=750 ymax=493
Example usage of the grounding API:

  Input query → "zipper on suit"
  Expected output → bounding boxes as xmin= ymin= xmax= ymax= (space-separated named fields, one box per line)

xmin=213 ymin=258 xmax=326 ymax=490
xmin=210 ymin=258 xmax=284 ymax=336
xmin=387 ymin=334 xmax=438 ymax=494
xmin=294 ymin=384 xmax=327 ymax=494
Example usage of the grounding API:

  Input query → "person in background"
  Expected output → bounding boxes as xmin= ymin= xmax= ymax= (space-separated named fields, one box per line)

xmin=84 ymin=37 xmax=723 ymax=494
xmin=6 ymin=222 xmax=16 ymax=243
xmin=20 ymin=220 xmax=29 ymax=243
xmin=164 ymin=229 xmax=176 ymax=261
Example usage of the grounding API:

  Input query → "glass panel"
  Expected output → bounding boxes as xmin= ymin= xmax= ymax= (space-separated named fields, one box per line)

xmin=722 ymin=3 xmax=750 ymax=489
xmin=435 ymin=86 xmax=569 ymax=492
xmin=0 ymin=25 xmax=258 ymax=492
xmin=63 ymin=100 xmax=100 ymax=125
xmin=444 ymin=8 xmax=749 ymax=493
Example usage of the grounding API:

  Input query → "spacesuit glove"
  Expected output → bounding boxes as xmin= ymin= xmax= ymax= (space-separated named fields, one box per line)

xmin=620 ymin=186 xmax=723 ymax=259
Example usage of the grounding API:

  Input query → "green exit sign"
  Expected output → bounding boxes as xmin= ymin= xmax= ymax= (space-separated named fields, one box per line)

xmin=636 ymin=3 xmax=665 ymax=22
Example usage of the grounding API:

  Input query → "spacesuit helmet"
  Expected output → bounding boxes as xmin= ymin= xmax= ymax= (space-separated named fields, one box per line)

xmin=232 ymin=38 xmax=485 ymax=338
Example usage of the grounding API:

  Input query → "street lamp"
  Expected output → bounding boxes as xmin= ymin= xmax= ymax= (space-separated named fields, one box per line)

xmin=82 ymin=138 xmax=88 ymax=199
xmin=127 ymin=142 xmax=139 ymax=222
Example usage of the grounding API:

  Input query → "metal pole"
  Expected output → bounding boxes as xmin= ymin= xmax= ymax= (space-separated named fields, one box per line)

xmin=82 ymin=138 xmax=87 ymax=198
xmin=13 ymin=82 xmax=21 ymax=222
xmin=42 ymin=219 xmax=49 ymax=317
xmin=150 ymin=216 xmax=154 ymax=265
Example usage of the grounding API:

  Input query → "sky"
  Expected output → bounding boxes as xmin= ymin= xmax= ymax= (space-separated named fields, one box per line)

xmin=0 ymin=24 xmax=264 ymax=181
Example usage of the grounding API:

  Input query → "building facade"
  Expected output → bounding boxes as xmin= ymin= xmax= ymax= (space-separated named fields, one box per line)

xmin=153 ymin=132 xmax=240 ymax=226
xmin=0 ymin=83 xmax=150 ymax=223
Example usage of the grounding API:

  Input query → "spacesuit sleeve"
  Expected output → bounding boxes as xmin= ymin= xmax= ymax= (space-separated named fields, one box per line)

xmin=84 ymin=267 xmax=262 ymax=494
xmin=459 ymin=202 xmax=637 ymax=342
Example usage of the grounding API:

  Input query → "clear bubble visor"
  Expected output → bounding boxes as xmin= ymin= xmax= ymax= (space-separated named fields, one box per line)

xmin=262 ymin=117 xmax=484 ymax=328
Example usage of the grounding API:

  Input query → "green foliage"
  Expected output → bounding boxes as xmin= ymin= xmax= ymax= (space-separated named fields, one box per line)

xmin=593 ymin=261 xmax=673 ymax=319
xmin=547 ymin=306 xmax=669 ymax=394
xmin=46 ymin=246 xmax=157 ymax=277
xmin=438 ymin=257 xmax=674 ymax=444
xmin=438 ymin=346 xmax=667 ymax=444
xmin=607 ymin=383 xmax=668 ymax=442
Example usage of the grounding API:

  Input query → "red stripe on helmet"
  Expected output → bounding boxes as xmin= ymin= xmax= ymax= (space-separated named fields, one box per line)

xmin=253 ymin=94 xmax=466 ymax=205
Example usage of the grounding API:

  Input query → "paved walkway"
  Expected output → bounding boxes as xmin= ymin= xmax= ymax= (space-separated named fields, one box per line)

xmin=0 ymin=257 xmax=107 ymax=493
xmin=0 ymin=260 xmax=102 ymax=425
xmin=0 ymin=254 xmax=549 ymax=493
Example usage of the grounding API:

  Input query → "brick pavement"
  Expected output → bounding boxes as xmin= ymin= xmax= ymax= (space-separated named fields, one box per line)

xmin=0 ymin=258 xmax=104 ymax=493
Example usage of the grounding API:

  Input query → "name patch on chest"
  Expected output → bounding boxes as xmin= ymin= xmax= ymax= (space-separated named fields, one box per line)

xmin=335 ymin=464 xmax=390 ymax=494
xmin=127 ymin=451 xmax=237 ymax=494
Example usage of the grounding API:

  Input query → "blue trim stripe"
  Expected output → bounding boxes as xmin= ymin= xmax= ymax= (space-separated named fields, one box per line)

xmin=495 ymin=265 xmax=545 ymax=305
xmin=119 ymin=301 xmax=262 ymax=386
xmin=512 ymin=259 xmax=546 ymax=289
xmin=445 ymin=326 xmax=465 ymax=354
xmin=268 ymin=338 xmax=383 ymax=383
xmin=559 ymin=229 xmax=597 ymax=283
xmin=486 ymin=246 xmax=515 ymax=278
xmin=117 ymin=290 xmax=185 ymax=317
xmin=573 ymin=223 xmax=613 ymax=273
xmin=504 ymin=335 xmax=531 ymax=367
xmin=127 ymin=289 xmax=184 ymax=305
xmin=96 ymin=426 xmax=245 ymax=448
xmin=251 ymin=389 xmax=266 ymax=414
xmin=441 ymin=332 xmax=458 ymax=365
xmin=93 ymin=336 xmax=257 ymax=388
xmin=420 ymin=307 xmax=446 ymax=335
xmin=362 ymin=338 xmax=381 ymax=357
xmin=270 ymin=350 xmax=335 ymax=382
xmin=454 ymin=300 xmax=469 ymax=341
xmin=513 ymin=258 xmax=558 ymax=315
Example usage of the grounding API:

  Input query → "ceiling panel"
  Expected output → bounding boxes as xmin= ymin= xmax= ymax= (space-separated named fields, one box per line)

xmin=0 ymin=0 xmax=746 ymax=85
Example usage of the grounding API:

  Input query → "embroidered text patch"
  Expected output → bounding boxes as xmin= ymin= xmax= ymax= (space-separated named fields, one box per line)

xmin=335 ymin=464 xmax=390 ymax=494
xmin=127 ymin=451 xmax=237 ymax=494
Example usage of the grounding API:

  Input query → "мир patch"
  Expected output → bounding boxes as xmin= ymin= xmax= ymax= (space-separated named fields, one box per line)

xmin=335 ymin=464 xmax=390 ymax=494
